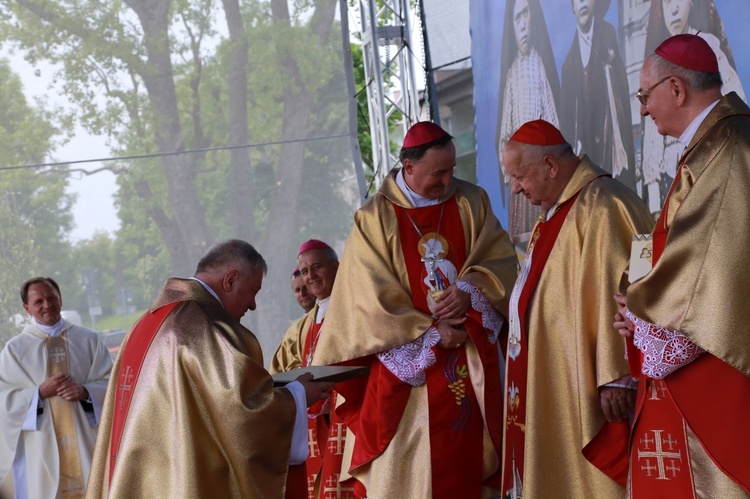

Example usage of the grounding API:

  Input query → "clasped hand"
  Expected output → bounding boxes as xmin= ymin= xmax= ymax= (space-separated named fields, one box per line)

xmin=432 ymin=285 xmax=471 ymax=350
xmin=40 ymin=372 xmax=89 ymax=402
xmin=430 ymin=284 xmax=470 ymax=320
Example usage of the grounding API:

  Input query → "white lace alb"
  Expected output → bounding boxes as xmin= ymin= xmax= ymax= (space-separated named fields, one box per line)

xmin=456 ymin=281 xmax=504 ymax=343
xmin=376 ymin=327 xmax=440 ymax=386
xmin=377 ymin=281 xmax=503 ymax=385
xmin=627 ymin=310 xmax=704 ymax=379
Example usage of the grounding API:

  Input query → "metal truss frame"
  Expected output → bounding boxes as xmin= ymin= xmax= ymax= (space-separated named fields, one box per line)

xmin=358 ymin=0 xmax=422 ymax=187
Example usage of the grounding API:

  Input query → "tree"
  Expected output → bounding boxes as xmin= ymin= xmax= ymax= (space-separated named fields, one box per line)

xmin=0 ymin=0 xmax=361 ymax=355
xmin=0 ymin=58 xmax=72 ymax=346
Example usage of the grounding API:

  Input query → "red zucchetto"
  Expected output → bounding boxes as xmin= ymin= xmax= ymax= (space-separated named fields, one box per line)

xmin=297 ymin=239 xmax=332 ymax=256
xmin=402 ymin=122 xmax=449 ymax=148
xmin=655 ymin=33 xmax=719 ymax=74
xmin=509 ymin=119 xmax=566 ymax=146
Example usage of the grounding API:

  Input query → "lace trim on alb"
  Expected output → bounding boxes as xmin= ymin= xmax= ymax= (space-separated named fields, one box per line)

xmin=377 ymin=326 xmax=440 ymax=386
xmin=627 ymin=310 xmax=704 ymax=379
xmin=456 ymin=280 xmax=504 ymax=343
xmin=378 ymin=282 xmax=503 ymax=385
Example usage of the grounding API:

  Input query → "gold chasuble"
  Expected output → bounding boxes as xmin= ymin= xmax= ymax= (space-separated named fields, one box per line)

xmin=626 ymin=92 xmax=750 ymax=497
xmin=313 ymin=169 xmax=517 ymax=498
xmin=270 ymin=312 xmax=315 ymax=374
xmin=503 ymin=158 xmax=653 ymax=499
xmin=86 ymin=278 xmax=297 ymax=498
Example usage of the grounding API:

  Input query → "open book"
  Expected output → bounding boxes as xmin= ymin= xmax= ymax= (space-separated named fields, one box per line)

xmin=271 ymin=365 xmax=369 ymax=387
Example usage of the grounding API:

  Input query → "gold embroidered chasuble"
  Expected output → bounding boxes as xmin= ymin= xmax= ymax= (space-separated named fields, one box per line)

xmin=626 ymin=92 xmax=750 ymax=497
xmin=0 ymin=322 xmax=112 ymax=499
xmin=505 ymin=157 xmax=653 ymax=498
xmin=628 ymin=92 xmax=750 ymax=375
xmin=312 ymin=169 xmax=518 ymax=498
xmin=86 ymin=278 xmax=297 ymax=498
xmin=314 ymin=170 xmax=517 ymax=362
xmin=270 ymin=308 xmax=316 ymax=374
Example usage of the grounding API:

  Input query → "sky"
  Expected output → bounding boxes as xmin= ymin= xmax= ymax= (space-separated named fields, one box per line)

xmin=2 ymin=49 xmax=120 ymax=243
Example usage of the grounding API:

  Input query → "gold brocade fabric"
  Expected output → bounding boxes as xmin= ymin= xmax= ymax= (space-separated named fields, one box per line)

xmin=627 ymin=92 xmax=750 ymax=377
xmin=45 ymin=333 xmax=85 ymax=499
xmin=684 ymin=424 xmax=750 ymax=498
xmin=313 ymin=170 xmax=518 ymax=365
xmin=312 ymin=170 xmax=517 ymax=497
xmin=269 ymin=309 xmax=315 ymax=374
xmin=86 ymin=278 xmax=297 ymax=498
xmin=513 ymin=158 xmax=653 ymax=498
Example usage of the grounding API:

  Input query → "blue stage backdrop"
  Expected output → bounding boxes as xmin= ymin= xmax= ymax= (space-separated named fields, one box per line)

xmin=471 ymin=0 xmax=750 ymax=245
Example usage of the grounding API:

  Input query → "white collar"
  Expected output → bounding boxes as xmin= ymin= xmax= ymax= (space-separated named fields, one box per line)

xmin=679 ymin=99 xmax=720 ymax=149
xmin=188 ymin=277 xmax=223 ymax=307
xmin=33 ymin=317 xmax=65 ymax=337
xmin=315 ymin=296 xmax=330 ymax=324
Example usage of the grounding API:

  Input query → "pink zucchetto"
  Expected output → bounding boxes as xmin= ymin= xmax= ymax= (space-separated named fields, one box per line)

xmin=402 ymin=122 xmax=449 ymax=148
xmin=297 ymin=239 xmax=332 ymax=256
xmin=509 ymin=119 xmax=566 ymax=146
xmin=655 ymin=33 xmax=719 ymax=74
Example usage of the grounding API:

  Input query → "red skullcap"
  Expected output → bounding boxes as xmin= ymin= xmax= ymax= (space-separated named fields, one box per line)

xmin=655 ymin=34 xmax=719 ymax=74
xmin=291 ymin=267 xmax=300 ymax=277
xmin=402 ymin=122 xmax=449 ymax=148
xmin=297 ymin=239 xmax=332 ymax=256
xmin=509 ymin=119 xmax=566 ymax=146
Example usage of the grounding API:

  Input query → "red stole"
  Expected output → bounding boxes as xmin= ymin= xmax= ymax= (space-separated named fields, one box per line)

xmin=629 ymin=168 xmax=750 ymax=495
xmin=109 ymin=302 xmax=179 ymax=483
xmin=316 ymin=392 xmax=356 ymax=499
xmin=502 ymin=194 xmax=578 ymax=494
xmin=294 ymin=319 xmax=355 ymax=499
xmin=333 ymin=196 xmax=503 ymax=498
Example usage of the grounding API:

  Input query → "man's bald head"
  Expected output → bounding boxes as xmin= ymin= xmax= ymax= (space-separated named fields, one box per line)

xmin=502 ymin=139 xmax=578 ymax=211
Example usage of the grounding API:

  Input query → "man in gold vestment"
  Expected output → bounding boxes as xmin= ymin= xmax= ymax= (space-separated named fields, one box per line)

xmin=313 ymin=122 xmax=518 ymax=498
xmin=615 ymin=34 xmax=750 ymax=497
xmin=270 ymin=268 xmax=316 ymax=374
xmin=271 ymin=240 xmax=347 ymax=499
xmin=500 ymin=120 xmax=652 ymax=499
xmin=0 ymin=277 xmax=113 ymax=499
xmin=86 ymin=240 xmax=333 ymax=498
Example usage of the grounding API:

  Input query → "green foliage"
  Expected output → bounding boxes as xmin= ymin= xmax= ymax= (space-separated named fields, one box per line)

xmin=0 ymin=0 xmax=360 ymax=353
xmin=351 ymin=41 xmax=373 ymax=170
xmin=95 ymin=309 xmax=146 ymax=332
xmin=0 ymin=58 xmax=71 ymax=346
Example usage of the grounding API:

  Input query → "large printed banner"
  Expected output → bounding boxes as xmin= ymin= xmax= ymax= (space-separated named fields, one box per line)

xmin=471 ymin=0 xmax=749 ymax=245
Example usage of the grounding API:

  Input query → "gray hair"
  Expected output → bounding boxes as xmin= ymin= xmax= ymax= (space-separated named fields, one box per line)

xmin=648 ymin=54 xmax=722 ymax=92
xmin=195 ymin=239 xmax=267 ymax=275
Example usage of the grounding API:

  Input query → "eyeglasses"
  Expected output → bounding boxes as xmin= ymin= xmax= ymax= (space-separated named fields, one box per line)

xmin=636 ymin=76 xmax=671 ymax=105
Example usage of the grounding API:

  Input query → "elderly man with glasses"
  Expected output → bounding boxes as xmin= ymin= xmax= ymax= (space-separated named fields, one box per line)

xmin=615 ymin=33 xmax=750 ymax=497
